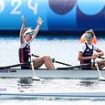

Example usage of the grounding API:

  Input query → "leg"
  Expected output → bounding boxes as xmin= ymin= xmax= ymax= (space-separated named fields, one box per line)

xmin=98 ymin=61 xmax=105 ymax=70
xmin=32 ymin=56 xmax=55 ymax=69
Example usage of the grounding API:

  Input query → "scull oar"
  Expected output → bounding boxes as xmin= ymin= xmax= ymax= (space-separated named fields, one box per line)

xmin=0 ymin=63 xmax=30 ymax=69
xmin=94 ymin=59 xmax=105 ymax=81
xmin=57 ymin=63 xmax=90 ymax=70
xmin=30 ymin=55 xmax=41 ymax=81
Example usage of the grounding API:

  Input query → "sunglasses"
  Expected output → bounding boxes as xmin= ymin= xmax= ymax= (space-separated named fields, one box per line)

xmin=85 ymin=34 xmax=93 ymax=40
xmin=27 ymin=31 xmax=33 ymax=35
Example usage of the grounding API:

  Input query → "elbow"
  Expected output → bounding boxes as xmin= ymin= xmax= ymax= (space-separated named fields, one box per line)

xmin=78 ymin=56 xmax=81 ymax=61
xmin=78 ymin=52 xmax=83 ymax=61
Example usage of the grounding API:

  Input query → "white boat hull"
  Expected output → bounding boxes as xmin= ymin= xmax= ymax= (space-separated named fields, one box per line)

xmin=0 ymin=92 xmax=105 ymax=98
xmin=0 ymin=69 xmax=105 ymax=79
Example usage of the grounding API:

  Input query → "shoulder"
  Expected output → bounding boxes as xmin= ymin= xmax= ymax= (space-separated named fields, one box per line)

xmin=80 ymin=43 xmax=86 ymax=48
xmin=92 ymin=44 xmax=98 ymax=50
xmin=79 ymin=43 xmax=86 ymax=52
xmin=20 ymin=42 xmax=27 ymax=48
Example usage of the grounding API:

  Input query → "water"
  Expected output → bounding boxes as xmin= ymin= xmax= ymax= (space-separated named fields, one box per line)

xmin=0 ymin=36 xmax=105 ymax=104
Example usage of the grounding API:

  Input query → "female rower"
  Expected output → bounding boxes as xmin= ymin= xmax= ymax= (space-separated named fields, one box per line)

xmin=19 ymin=16 xmax=55 ymax=70
xmin=78 ymin=29 xmax=105 ymax=70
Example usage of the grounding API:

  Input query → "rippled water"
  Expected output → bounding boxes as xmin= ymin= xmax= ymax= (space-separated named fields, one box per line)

xmin=0 ymin=36 xmax=105 ymax=104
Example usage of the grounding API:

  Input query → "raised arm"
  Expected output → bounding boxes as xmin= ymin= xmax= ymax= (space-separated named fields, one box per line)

xmin=19 ymin=16 xmax=25 ymax=44
xmin=30 ymin=17 xmax=44 ymax=41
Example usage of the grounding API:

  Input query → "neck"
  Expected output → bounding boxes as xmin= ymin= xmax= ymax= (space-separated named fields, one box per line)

xmin=86 ymin=41 xmax=92 ymax=45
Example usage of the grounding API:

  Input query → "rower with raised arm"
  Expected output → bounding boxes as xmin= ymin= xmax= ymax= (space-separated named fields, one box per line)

xmin=78 ymin=29 xmax=105 ymax=70
xmin=19 ymin=16 xmax=55 ymax=70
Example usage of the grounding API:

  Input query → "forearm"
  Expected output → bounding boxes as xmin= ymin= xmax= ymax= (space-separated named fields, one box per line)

xmin=32 ymin=25 xmax=41 ymax=39
xmin=19 ymin=22 xmax=25 ymax=44
xmin=19 ymin=16 xmax=26 ymax=43
xmin=31 ymin=17 xmax=43 ymax=40
xmin=78 ymin=56 xmax=92 ymax=61
xmin=20 ymin=22 xmax=25 ymax=35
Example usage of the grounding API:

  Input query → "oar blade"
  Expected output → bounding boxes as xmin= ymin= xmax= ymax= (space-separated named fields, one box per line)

xmin=32 ymin=76 xmax=41 ymax=81
xmin=99 ymin=77 xmax=105 ymax=81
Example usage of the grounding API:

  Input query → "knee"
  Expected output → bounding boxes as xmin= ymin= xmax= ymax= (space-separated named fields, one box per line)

xmin=42 ymin=56 xmax=51 ymax=61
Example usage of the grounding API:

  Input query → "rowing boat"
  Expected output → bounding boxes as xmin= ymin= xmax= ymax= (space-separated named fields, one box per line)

xmin=0 ymin=68 xmax=105 ymax=79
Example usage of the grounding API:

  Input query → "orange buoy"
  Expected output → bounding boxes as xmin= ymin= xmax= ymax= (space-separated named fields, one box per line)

xmin=80 ymin=33 xmax=97 ymax=44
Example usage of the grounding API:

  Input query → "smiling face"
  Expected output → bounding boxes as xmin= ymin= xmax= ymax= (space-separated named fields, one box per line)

xmin=23 ymin=28 xmax=33 ymax=42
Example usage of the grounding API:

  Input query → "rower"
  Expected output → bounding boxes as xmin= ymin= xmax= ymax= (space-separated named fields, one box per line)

xmin=78 ymin=29 xmax=105 ymax=70
xmin=19 ymin=16 xmax=55 ymax=70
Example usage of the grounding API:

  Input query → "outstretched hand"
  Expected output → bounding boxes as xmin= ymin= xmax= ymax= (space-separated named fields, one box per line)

xmin=21 ymin=15 xmax=25 ymax=23
xmin=37 ymin=17 xmax=44 ymax=26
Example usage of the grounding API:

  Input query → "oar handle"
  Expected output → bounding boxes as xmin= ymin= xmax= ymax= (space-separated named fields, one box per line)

xmin=32 ymin=54 xmax=39 ymax=58
xmin=32 ymin=54 xmax=71 ymax=66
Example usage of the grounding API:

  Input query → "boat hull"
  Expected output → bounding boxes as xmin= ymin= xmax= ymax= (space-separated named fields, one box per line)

xmin=0 ymin=92 xmax=105 ymax=98
xmin=0 ymin=69 xmax=105 ymax=79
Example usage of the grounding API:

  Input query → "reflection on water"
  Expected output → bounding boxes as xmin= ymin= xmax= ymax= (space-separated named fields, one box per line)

xmin=0 ymin=100 xmax=105 ymax=105
xmin=0 ymin=36 xmax=105 ymax=104
xmin=79 ymin=80 xmax=95 ymax=87
xmin=1 ymin=78 xmax=105 ymax=97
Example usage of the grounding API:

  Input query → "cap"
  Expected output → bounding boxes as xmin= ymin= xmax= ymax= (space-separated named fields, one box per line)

xmin=23 ymin=28 xmax=33 ymax=36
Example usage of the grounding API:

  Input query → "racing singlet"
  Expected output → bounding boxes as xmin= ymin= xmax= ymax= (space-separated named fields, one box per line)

xmin=81 ymin=43 xmax=93 ymax=69
xmin=19 ymin=42 xmax=30 ymax=69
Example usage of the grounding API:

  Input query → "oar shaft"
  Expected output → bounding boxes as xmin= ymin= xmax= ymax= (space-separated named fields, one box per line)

xmin=55 ymin=61 xmax=71 ymax=66
xmin=32 ymin=54 xmax=71 ymax=66
xmin=99 ymin=56 xmax=105 ymax=59
xmin=97 ymin=56 xmax=105 ymax=60
xmin=57 ymin=63 xmax=90 ymax=70
xmin=95 ymin=61 xmax=105 ymax=80
xmin=32 ymin=54 xmax=39 ymax=58
xmin=0 ymin=63 xmax=30 ymax=69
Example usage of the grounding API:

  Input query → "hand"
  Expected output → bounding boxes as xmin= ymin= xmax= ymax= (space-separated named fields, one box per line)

xmin=95 ymin=52 xmax=103 ymax=58
xmin=91 ymin=54 xmax=97 ymax=60
xmin=21 ymin=15 xmax=25 ymax=23
xmin=52 ymin=58 xmax=55 ymax=63
xmin=37 ymin=17 xmax=44 ymax=26
xmin=28 ymin=53 xmax=32 ymax=56
xmin=95 ymin=53 xmax=100 ymax=57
